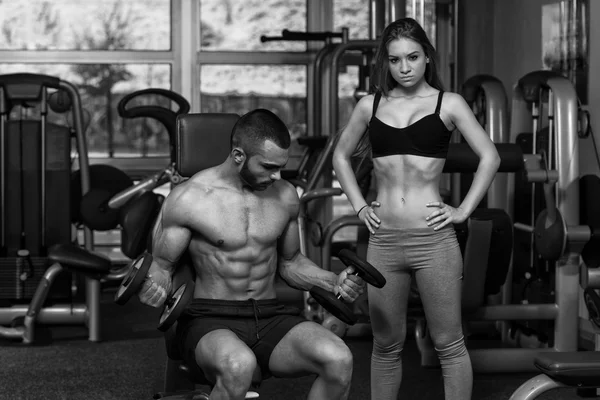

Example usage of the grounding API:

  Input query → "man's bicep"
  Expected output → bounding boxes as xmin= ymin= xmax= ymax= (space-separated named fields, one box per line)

xmin=151 ymin=193 xmax=193 ymax=271
xmin=278 ymin=215 xmax=301 ymax=262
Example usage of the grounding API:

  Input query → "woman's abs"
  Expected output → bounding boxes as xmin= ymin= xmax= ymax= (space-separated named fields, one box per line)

xmin=375 ymin=186 xmax=443 ymax=229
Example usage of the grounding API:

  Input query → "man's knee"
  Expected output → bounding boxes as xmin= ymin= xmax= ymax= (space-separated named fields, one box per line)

xmin=197 ymin=343 xmax=257 ymax=388
xmin=215 ymin=349 xmax=257 ymax=378
xmin=319 ymin=338 xmax=353 ymax=385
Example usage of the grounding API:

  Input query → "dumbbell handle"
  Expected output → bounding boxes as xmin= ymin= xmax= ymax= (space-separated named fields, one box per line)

xmin=334 ymin=270 xmax=362 ymax=300
xmin=164 ymin=296 xmax=175 ymax=308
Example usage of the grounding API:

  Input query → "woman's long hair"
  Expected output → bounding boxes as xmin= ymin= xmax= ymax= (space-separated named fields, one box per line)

xmin=371 ymin=18 xmax=445 ymax=96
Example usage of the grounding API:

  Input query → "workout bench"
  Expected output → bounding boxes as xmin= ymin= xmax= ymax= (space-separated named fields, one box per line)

xmin=0 ymin=73 xmax=112 ymax=343
xmin=0 ymin=73 xmax=163 ymax=344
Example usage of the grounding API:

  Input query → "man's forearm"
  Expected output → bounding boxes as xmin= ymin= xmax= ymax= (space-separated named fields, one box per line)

xmin=279 ymin=253 xmax=337 ymax=292
xmin=150 ymin=253 xmax=178 ymax=274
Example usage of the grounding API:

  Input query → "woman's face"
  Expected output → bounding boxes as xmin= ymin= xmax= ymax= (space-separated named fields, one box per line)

xmin=387 ymin=37 xmax=428 ymax=88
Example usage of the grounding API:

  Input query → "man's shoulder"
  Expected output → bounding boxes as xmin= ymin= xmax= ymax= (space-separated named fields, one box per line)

xmin=272 ymin=179 xmax=299 ymax=202
xmin=164 ymin=177 xmax=216 ymax=211
xmin=268 ymin=180 xmax=300 ymax=218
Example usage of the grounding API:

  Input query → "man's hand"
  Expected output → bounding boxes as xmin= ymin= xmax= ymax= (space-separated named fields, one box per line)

xmin=334 ymin=266 xmax=366 ymax=302
xmin=138 ymin=265 xmax=172 ymax=308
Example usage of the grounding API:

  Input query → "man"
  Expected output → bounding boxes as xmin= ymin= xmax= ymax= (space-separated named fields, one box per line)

xmin=139 ymin=109 xmax=366 ymax=400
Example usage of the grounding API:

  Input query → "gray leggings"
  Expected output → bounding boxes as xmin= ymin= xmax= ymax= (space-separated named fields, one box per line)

xmin=367 ymin=225 xmax=472 ymax=400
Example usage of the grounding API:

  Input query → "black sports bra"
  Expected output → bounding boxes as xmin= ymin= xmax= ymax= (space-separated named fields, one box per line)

xmin=368 ymin=91 xmax=452 ymax=159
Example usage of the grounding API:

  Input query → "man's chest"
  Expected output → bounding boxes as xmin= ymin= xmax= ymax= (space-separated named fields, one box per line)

xmin=191 ymin=196 xmax=291 ymax=248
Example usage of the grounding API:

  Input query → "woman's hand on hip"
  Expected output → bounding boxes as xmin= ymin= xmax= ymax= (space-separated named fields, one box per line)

xmin=425 ymin=202 xmax=467 ymax=230
xmin=358 ymin=201 xmax=381 ymax=234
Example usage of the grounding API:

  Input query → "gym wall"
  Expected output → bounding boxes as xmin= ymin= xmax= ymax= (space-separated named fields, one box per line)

xmin=457 ymin=0 xmax=600 ymax=177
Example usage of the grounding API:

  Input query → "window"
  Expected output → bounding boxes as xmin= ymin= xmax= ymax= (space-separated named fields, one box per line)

xmin=408 ymin=0 xmax=437 ymax=43
xmin=334 ymin=0 xmax=438 ymax=43
xmin=199 ymin=0 xmax=307 ymax=52
xmin=333 ymin=0 xmax=370 ymax=40
xmin=0 ymin=0 xmax=171 ymax=51
xmin=200 ymin=64 xmax=307 ymax=157
xmin=0 ymin=0 xmax=178 ymax=159
xmin=0 ymin=63 xmax=172 ymax=157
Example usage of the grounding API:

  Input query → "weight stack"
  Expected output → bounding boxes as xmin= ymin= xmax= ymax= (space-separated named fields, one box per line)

xmin=0 ymin=120 xmax=72 ymax=300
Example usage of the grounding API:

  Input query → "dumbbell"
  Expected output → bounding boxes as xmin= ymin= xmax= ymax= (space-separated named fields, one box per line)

xmin=309 ymin=249 xmax=386 ymax=325
xmin=114 ymin=252 xmax=194 ymax=332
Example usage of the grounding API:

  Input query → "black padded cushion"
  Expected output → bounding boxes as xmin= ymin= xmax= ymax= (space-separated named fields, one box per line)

xmin=454 ymin=208 xmax=513 ymax=297
xmin=47 ymin=243 xmax=111 ymax=275
xmin=534 ymin=351 xmax=600 ymax=387
xmin=164 ymin=321 xmax=181 ymax=361
xmin=119 ymin=191 xmax=161 ymax=259
xmin=175 ymin=113 xmax=240 ymax=178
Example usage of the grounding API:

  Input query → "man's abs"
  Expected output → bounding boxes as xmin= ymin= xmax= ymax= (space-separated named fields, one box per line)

xmin=178 ymin=181 xmax=292 ymax=300
xmin=187 ymin=239 xmax=280 ymax=301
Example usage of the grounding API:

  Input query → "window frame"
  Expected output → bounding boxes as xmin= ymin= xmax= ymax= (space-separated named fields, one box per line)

xmin=0 ymin=0 xmax=191 ymax=168
xmin=0 ymin=0 xmax=377 ymax=168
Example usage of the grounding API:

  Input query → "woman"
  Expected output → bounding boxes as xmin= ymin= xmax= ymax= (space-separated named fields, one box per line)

xmin=332 ymin=18 xmax=500 ymax=400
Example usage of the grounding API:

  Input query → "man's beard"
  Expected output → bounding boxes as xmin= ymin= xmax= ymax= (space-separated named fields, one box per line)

xmin=240 ymin=160 xmax=266 ymax=190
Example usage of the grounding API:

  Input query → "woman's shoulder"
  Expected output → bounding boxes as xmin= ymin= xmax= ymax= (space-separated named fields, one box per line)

xmin=439 ymin=90 xmax=467 ymax=104
xmin=357 ymin=92 xmax=377 ymax=105
xmin=354 ymin=93 xmax=379 ymax=117
xmin=438 ymin=91 xmax=470 ymax=112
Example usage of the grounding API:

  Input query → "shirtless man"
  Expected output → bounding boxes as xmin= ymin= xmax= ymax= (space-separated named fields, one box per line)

xmin=138 ymin=108 xmax=366 ymax=400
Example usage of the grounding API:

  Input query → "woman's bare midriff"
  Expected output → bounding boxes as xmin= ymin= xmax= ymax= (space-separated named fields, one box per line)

xmin=373 ymin=154 xmax=446 ymax=229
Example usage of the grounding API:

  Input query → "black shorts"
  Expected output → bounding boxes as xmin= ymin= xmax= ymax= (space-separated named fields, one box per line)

xmin=176 ymin=298 xmax=306 ymax=380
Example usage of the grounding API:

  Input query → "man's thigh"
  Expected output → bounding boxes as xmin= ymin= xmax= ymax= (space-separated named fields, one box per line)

xmin=179 ymin=317 xmax=255 ymax=382
xmin=267 ymin=320 xmax=351 ymax=378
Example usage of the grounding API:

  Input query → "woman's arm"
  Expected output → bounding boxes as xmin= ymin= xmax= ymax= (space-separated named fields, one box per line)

xmin=332 ymin=95 xmax=374 ymax=214
xmin=447 ymin=92 xmax=501 ymax=217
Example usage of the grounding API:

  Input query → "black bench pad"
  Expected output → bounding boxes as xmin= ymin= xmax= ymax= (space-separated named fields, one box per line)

xmin=48 ymin=243 xmax=112 ymax=275
xmin=535 ymin=351 xmax=600 ymax=387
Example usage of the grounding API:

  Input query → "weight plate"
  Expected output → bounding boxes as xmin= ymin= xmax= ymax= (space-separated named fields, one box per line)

xmin=338 ymin=249 xmax=386 ymax=288
xmin=310 ymin=286 xmax=357 ymax=325
xmin=114 ymin=253 xmax=152 ymax=305
xmin=158 ymin=282 xmax=194 ymax=332
xmin=534 ymin=209 xmax=566 ymax=261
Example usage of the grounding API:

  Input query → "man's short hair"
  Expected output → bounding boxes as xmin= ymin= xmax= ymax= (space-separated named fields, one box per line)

xmin=230 ymin=109 xmax=291 ymax=156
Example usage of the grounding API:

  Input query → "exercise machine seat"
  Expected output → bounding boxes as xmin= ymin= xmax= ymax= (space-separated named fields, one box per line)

xmin=47 ymin=243 xmax=111 ymax=275
xmin=534 ymin=351 xmax=600 ymax=387
xmin=175 ymin=113 xmax=239 ymax=179
xmin=119 ymin=191 xmax=162 ymax=259
xmin=164 ymin=321 xmax=263 ymax=387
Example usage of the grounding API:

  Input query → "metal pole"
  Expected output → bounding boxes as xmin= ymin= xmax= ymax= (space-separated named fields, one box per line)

xmin=313 ymin=42 xmax=342 ymax=137
xmin=328 ymin=41 xmax=380 ymax=138
xmin=0 ymin=87 xmax=5 ymax=250
xmin=40 ymin=87 xmax=47 ymax=248
xmin=370 ymin=0 xmax=386 ymax=39
xmin=547 ymin=76 xmax=580 ymax=353
xmin=389 ymin=0 xmax=407 ymax=23
xmin=60 ymin=80 xmax=101 ymax=342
